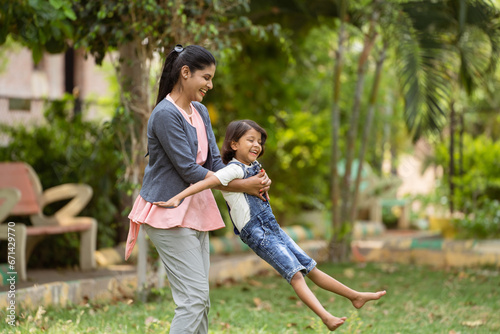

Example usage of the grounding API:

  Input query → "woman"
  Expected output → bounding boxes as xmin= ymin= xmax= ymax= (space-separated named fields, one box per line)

xmin=125 ymin=45 xmax=270 ymax=333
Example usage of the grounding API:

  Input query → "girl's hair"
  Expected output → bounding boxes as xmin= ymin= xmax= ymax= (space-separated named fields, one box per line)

xmin=221 ymin=120 xmax=267 ymax=164
xmin=156 ymin=45 xmax=216 ymax=105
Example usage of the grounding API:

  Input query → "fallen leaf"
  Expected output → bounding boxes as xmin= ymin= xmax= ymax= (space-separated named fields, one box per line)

xmin=34 ymin=306 xmax=46 ymax=322
xmin=248 ymin=279 xmax=263 ymax=287
xmin=219 ymin=322 xmax=231 ymax=329
xmin=253 ymin=297 xmax=272 ymax=311
xmin=461 ymin=320 xmax=485 ymax=328
xmin=383 ymin=264 xmax=398 ymax=273
xmin=344 ymin=268 xmax=355 ymax=279
xmin=362 ymin=281 xmax=373 ymax=288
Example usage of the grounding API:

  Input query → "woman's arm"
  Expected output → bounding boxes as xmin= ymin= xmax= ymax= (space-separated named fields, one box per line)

xmin=154 ymin=174 xmax=222 ymax=208
xmin=215 ymin=169 xmax=271 ymax=201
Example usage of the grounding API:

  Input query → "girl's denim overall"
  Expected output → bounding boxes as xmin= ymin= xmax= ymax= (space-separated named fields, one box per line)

xmin=228 ymin=161 xmax=317 ymax=283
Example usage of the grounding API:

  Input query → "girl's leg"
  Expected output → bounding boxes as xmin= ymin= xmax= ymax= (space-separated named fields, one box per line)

xmin=290 ymin=272 xmax=346 ymax=331
xmin=307 ymin=267 xmax=386 ymax=309
xmin=144 ymin=225 xmax=210 ymax=334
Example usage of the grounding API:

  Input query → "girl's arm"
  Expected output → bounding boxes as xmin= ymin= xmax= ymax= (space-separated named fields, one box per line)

xmin=153 ymin=174 xmax=222 ymax=208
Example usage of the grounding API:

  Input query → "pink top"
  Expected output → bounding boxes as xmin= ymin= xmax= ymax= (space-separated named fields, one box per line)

xmin=125 ymin=95 xmax=225 ymax=260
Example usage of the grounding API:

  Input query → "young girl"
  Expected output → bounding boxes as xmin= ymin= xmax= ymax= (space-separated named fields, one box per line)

xmin=154 ymin=120 xmax=386 ymax=331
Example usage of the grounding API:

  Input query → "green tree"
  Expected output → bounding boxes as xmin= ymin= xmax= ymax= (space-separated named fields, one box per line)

xmin=0 ymin=0 xmax=76 ymax=62
xmin=399 ymin=0 xmax=500 ymax=212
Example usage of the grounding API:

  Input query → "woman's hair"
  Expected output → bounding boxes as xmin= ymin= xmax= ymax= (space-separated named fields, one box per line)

xmin=221 ymin=120 xmax=267 ymax=164
xmin=155 ymin=44 xmax=216 ymax=105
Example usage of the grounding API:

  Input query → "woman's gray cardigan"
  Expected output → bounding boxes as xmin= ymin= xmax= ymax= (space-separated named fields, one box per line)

xmin=139 ymin=99 xmax=226 ymax=203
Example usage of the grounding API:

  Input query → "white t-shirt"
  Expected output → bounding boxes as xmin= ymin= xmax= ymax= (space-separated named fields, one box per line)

xmin=213 ymin=159 xmax=255 ymax=232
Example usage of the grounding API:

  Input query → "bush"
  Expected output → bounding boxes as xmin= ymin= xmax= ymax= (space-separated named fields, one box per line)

xmin=455 ymin=199 xmax=500 ymax=239
xmin=434 ymin=133 xmax=500 ymax=212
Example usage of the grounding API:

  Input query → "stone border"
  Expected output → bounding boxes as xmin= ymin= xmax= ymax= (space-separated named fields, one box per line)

xmin=0 ymin=274 xmax=137 ymax=311
xmin=352 ymin=235 xmax=500 ymax=268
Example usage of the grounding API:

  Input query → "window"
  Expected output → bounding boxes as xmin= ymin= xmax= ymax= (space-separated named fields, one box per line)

xmin=8 ymin=98 xmax=31 ymax=111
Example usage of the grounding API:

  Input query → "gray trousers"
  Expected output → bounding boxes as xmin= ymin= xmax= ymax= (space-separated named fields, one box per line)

xmin=144 ymin=225 xmax=210 ymax=334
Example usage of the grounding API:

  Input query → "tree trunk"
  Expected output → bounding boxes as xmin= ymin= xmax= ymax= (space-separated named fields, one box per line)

xmin=117 ymin=41 xmax=152 ymax=298
xmin=459 ymin=111 xmax=464 ymax=212
xmin=339 ymin=10 xmax=378 ymax=231
xmin=328 ymin=7 xmax=347 ymax=263
xmin=449 ymin=102 xmax=455 ymax=214
xmin=350 ymin=42 xmax=387 ymax=222
xmin=118 ymin=41 xmax=151 ymax=191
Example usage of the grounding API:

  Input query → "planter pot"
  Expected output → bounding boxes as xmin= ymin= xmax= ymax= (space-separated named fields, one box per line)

xmin=429 ymin=216 xmax=456 ymax=239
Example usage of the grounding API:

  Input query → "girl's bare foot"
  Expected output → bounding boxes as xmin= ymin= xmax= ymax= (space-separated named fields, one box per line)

xmin=351 ymin=290 xmax=386 ymax=309
xmin=323 ymin=316 xmax=347 ymax=331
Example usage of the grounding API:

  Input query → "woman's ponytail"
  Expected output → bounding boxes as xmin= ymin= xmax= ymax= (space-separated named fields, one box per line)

xmin=156 ymin=47 xmax=181 ymax=105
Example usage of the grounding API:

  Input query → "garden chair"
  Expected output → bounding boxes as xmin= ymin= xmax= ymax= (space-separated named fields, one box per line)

xmin=0 ymin=162 xmax=97 ymax=281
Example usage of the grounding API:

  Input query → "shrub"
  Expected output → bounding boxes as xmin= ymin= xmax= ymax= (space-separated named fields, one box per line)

xmin=434 ymin=133 xmax=500 ymax=212
xmin=455 ymin=199 xmax=500 ymax=239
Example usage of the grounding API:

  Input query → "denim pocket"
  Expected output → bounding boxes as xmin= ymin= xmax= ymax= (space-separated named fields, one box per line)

xmin=241 ymin=218 xmax=269 ymax=250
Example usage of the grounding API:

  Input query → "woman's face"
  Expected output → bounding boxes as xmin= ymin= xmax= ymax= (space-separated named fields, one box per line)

xmin=182 ymin=64 xmax=216 ymax=102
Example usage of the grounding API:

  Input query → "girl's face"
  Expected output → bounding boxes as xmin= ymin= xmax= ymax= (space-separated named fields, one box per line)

xmin=231 ymin=128 xmax=263 ymax=165
xmin=182 ymin=64 xmax=216 ymax=102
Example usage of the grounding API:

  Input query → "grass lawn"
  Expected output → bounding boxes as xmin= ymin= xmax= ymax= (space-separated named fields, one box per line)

xmin=2 ymin=262 xmax=499 ymax=333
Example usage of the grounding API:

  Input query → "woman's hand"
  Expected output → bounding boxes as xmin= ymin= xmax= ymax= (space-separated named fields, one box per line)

xmin=219 ymin=168 xmax=272 ymax=201
xmin=154 ymin=197 xmax=180 ymax=208
xmin=248 ymin=169 xmax=271 ymax=201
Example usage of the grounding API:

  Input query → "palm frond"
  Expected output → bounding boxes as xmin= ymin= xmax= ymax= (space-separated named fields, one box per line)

xmin=396 ymin=9 xmax=451 ymax=141
xmin=397 ymin=0 xmax=500 ymax=140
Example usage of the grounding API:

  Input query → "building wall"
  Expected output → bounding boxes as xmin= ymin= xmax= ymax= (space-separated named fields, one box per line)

xmin=0 ymin=47 xmax=111 ymax=129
